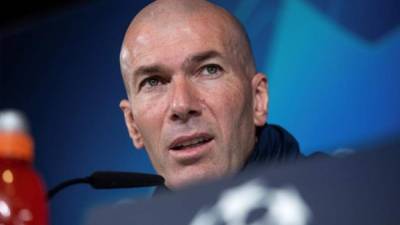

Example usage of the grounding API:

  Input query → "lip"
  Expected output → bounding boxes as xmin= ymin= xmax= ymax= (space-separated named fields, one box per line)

xmin=168 ymin=133 xmax=214 ymax=162
xmin=168 ymin=133 xmax=213 ymax=149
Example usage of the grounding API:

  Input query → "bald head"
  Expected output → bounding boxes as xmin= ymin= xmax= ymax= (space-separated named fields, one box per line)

xmin=120 ymin=0 xmax=256 ymax=93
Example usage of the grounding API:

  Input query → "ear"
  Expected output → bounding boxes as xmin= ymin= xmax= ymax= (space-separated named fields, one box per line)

xmin=251 ymin=73 xmax=268 ymax=126
xmin=119 ymin=99 xmax=144 ymax=149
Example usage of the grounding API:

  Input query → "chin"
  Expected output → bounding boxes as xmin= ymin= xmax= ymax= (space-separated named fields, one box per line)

xmin=165 ymin=165 xmax=227 ymax=190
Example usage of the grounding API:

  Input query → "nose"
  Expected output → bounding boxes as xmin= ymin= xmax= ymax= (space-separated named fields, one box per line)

xmin=169 ymin=76 xmax=201 ymax=122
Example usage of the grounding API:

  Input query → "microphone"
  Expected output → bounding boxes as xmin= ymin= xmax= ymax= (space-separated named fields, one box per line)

xmin=48 ymin=171 xmax=164 ymax=200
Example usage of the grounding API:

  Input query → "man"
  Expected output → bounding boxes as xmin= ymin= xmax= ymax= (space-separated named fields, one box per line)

xmin=119 ymin=0 xmax=302 ymax=191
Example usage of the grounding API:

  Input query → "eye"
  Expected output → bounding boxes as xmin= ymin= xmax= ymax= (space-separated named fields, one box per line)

xmin=201 ymin=64 xmax=223 ymax=76
xmin=139 ymin=76 xmax=165 ymax=90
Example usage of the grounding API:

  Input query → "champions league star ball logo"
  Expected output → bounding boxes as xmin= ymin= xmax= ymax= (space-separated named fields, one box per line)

xmin=190 ymin=179 xmax=312 ymax=225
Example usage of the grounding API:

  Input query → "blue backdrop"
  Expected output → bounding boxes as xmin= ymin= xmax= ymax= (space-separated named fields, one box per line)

xmin=1 ymin=0 xmax=399 ymax=224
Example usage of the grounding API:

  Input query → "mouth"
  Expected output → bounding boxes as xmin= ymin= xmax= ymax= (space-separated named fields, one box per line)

xmin=169 ymin=133 xmax=214 ymax=151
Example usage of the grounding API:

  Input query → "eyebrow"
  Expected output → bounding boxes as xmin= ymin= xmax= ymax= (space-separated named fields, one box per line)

xmin=134 ymin=64 xmax=167 ymax=77
xmin=132 ymin=64 xmax=171 ymax=85
xmin=182 ymin=50 xmax=223 ymax=70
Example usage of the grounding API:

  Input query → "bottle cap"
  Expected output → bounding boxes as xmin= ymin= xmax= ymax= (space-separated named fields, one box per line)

xmin=0 ymin=110 xmax=33 ymax=161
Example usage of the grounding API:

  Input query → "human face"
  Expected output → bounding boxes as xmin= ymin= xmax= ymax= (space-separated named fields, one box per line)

xmin=120 ymin=17 xmax=267 ymax=189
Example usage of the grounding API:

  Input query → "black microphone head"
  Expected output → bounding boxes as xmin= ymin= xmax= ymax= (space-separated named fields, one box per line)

xmin=88 ymin=171 xmax=165 ymax=189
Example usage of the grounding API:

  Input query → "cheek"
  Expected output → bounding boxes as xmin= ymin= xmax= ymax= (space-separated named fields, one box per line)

xmin=204 ymin=76 xmax=252 ymax=133
xmin=132 ymin=96 xmax=168 ymax=150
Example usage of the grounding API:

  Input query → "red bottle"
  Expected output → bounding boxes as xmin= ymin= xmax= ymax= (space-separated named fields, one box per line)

xmin=0 ymin=110 xmax=49 ymax=225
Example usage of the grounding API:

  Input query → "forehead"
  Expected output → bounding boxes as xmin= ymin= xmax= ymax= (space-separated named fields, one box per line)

xmin=125 ymin=17 xmax=229 ymax=68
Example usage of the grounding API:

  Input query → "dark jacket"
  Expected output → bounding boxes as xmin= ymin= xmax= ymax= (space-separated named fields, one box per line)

xmin=243 ymin=124 xmax=303 ymax=167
